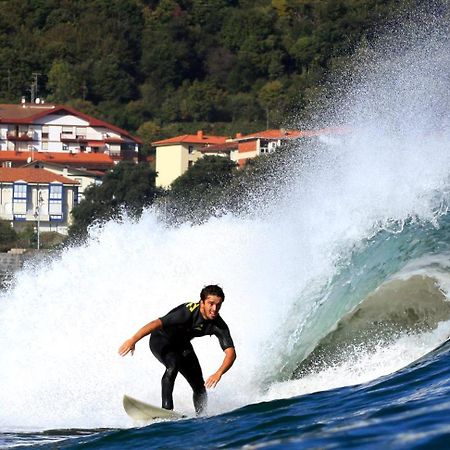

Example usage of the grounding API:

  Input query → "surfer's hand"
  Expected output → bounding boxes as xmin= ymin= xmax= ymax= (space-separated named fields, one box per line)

xmin=118 ymin=339 xmax=135 ymax=357
xmin=205 ymin=372 xmax=222 ymax=389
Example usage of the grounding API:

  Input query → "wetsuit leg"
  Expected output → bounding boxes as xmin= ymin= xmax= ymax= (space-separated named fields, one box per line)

xmin=178 ymin=347 xmax=207 ymax=415
xmin=150 ymin=334 xmax=181 ymax=410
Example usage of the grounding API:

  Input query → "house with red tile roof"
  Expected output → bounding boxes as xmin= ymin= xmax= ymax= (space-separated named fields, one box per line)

xmin=229 ymin=127 xmax=350 ymax=166
xmin=152 ymin=127 xmax=349 ymax=186
xmin=230 ymin=129 xmax=309 ymax=166
xmin=0 ymin=167 xmax=79 ymax=234
xmin=0 ymin=150 xmax=113 ymax=206
xmin=0 ymin=102 xmax=142 ymax=166
xmin=22 ymin=159 xmax=103 ymax=205
xmin=0 ymin=150 xmax=115 ymax=171
xmin=152 ymin=130 xmax=229 ymax=187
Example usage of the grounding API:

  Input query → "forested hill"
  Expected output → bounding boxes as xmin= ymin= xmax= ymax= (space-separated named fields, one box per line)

xmin=0 ymin=0 xmax=414 ymax=142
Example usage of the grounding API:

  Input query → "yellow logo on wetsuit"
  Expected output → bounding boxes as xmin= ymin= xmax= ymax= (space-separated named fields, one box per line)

xmin=186 ymin=302 xmax=199 ymax=313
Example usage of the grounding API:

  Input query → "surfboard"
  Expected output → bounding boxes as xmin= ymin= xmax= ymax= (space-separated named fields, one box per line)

xmin=123 ymin=394 xmax=185 ymax=421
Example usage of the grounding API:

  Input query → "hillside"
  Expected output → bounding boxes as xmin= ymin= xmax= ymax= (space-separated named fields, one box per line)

xmin=0 ymin=0 xmax=416 ymax=143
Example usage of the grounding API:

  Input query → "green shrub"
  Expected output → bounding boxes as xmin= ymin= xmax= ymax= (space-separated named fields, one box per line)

xmin=0 ymin=221 xmax=17 ymax=252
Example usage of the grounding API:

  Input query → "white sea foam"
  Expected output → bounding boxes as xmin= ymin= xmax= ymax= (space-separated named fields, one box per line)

xmin=1 ymin=10 xmax=450 ymax=431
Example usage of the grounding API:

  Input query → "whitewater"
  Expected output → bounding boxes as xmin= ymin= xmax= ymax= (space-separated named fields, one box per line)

xmin=2 ymin=7 xmax=450 ymax=449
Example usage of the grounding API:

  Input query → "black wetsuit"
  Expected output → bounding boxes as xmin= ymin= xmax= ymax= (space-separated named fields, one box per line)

xmin=150 ymin=301 xmax=234 ymax=414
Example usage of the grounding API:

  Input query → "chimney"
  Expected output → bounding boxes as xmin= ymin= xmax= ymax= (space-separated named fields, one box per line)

xmin=235 ymin=132 xmax=243 ymax=139
xmin=197 ymin=130 xmax=204 ymax=139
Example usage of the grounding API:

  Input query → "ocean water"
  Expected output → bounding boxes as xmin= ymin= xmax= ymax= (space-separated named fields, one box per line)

xmin=2 ymin=8 xmax=450 ymax=450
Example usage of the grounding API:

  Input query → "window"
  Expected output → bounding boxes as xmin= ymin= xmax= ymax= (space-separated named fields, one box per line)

xmin=76 ymin=127 xmax=86 ymax=138
xmin=42 ymin=126 xmax=49 ymax=140
xmin=49 ymin=184 xmax=62 ymax=200
xmin=13 ymin=183 xmax=27 ymax=201
xmin=62 ymin=126 xmax=73 ymax=134
xmin=73 ymin=185 xmax=81 ymax=205
xmin=13 ymin=183 xmax=27 ymax=215
xmin=188 ymin=145 xmax=194 ymax=154
xmin=49 ymin=183 xmax=63 ymax=219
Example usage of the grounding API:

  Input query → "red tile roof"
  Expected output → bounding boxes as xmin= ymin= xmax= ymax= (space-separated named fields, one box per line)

xmin=152 ymin=130 xmax=228 ymax=146
xmin=0 ymin=167 xmax=79 ymax=184
xmin=22 ymin=161 xmax=106 ymax=178
xmin=234 ymin=127 xmax=350 ymax=141
xmin=0 ymin=103 xmax=143 ymax=144
xmin=0 ymin=150 xmax=115 ymax=168
xmin=234 ymin=129 xmax=304 ymax=140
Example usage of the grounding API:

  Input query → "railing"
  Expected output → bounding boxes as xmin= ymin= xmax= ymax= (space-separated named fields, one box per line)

xmin=60 ymin=133 xmax=87 ymax=142
xmin=6 ymin=132 xmax=34 ymax=141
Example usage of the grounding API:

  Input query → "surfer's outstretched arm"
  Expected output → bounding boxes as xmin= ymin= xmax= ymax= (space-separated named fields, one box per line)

xmin=118 ymin=319 xmax=163 ymax=356
xmin=205 ymin=346 xmax=236 ymax=388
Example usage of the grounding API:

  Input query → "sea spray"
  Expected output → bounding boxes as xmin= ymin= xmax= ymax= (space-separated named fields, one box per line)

xmin=1 ymin=6 xmax=450 ymax=433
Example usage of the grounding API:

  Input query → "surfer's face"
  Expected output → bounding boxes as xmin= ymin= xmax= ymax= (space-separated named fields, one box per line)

xmin=200 ymin=295 xmax=223 ymax=320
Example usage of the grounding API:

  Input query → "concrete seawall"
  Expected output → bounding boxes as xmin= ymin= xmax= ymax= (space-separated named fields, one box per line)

xmin=0 ymin=253 xmax=25 ymax=279
xmin=0 ymin=250 xmax=51 ymax=288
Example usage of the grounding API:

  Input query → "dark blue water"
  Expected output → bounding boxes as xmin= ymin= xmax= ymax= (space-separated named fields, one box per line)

xmin=5 ymin=338 xmax=450 ymax=449
xmin=3 ymin=213 xmax=450 ymax=449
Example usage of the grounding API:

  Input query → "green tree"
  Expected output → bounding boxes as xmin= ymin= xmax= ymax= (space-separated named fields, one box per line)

xmin=46 ymin=60 xmax=79 ymax=102
xmin=179 ymin=81 xmax=226 ymax=122
xmin=0 ymin=0 xmax=418 ymax=133
xmin=165 ymin=156 xmax=237 ymax=223
xmin=140 ymin=0 xmax=199 ymax=89
xmin=0 ymin=221 xmax=17 ymax=252
xmin=171 ymin=156 xmax=236 ymax=195
xmin=137 ymin=120 xmax=162 ymax=147
xmin=258 ymin=80 xmax=284 ymax=128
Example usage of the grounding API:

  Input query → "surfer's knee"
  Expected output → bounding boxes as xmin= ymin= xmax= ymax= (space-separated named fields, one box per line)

xmin=163 ymin=365 xmax=178 ymax=382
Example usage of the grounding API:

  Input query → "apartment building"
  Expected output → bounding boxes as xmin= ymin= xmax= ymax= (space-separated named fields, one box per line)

xmin=0 ymin=167 xmax=79 ymax=234
xmin=0 ymin=102 xmax=144 ymax=233
xmin=153 ymin=127 xmax=350 ymax=187
xmin=0 ymin=102 xmax=142 ymax=162
xmin=153 ymin=130 xmax=228 ymax=187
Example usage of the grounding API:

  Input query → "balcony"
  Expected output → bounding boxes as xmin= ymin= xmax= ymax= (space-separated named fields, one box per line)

xmin=60 ymin=133 xmax=87 ymax=143
xmin=7 ymin=132 xmax=34 ymax=142
xmin=104 ymin=136 xmax=124 ymax=144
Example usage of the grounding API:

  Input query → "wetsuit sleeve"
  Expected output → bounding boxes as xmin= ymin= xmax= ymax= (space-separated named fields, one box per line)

xmin=212 ymin=318 xmax=235 ymax=351
xmin=159 ymin=303 xmax=193 ymax=328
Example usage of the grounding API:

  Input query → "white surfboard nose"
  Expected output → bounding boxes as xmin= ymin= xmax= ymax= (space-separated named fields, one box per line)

xmin=123 ymin=394 xmax=185 ymax=421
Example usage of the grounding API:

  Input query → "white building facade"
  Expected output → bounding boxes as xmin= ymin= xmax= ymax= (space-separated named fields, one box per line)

xmin=0 ymin=103 xmax=142 ymax=162
xmin=0 ymin=167 xmax=79 ymax=234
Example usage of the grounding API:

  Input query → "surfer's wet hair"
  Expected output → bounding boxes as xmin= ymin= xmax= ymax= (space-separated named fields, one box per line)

xmin=200 ymin=285 xmax=225 ymax=301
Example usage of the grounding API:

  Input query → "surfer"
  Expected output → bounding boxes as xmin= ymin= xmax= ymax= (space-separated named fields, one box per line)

xmin=118 ymin=285 xmax=236 ymax=415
